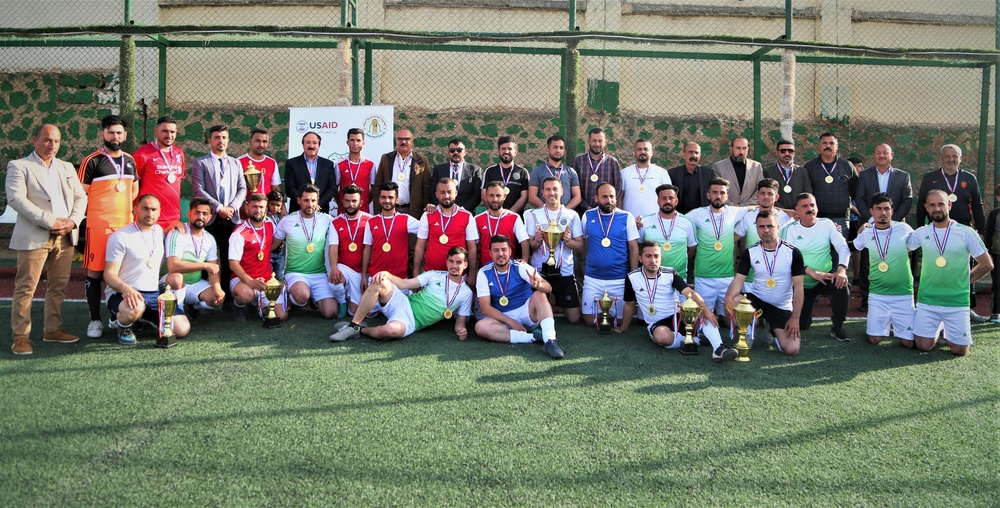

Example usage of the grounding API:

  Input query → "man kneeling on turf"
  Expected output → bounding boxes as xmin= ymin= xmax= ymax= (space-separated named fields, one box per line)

xmin=614 ymin=240 xmax=738 ymax=362
xmin=329 ymin=246 xmax=474 ymax=341
xmin=474 ymin=234 xmax=565 ymax=359
xmin=162 ymin=197 xmax=225 ymax=318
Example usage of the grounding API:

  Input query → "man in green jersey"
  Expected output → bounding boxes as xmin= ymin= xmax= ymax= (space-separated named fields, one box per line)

xmin=638 ymin=184 xmax=696 ymax=281
xmin=273 ymin=184 xmax=341 ymax=318
xmin=162 ymin=198 xmax=225 ymax=319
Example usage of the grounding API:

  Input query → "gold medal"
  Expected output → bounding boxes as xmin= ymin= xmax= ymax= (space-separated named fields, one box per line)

xmin=499 ymin=296 xmax=509 ymax=306
xmin=783 ymin=185 xmax=792 ymax=194
xmin=766 ymin=277 xmax=776 ymax=289
xmin=503 ymin=187 xmax=510 ymax=195
xmin=662 ymin=242 xmax=671 ymax=252
xmin=306 ymin=243 xmax=315 ymax=253
xmin=397 ymin=172 xmax=406 ymax=181
xmin=590 ymin=173 xmax=599 ymax=182
xmin=115 ymin=181 xmax=126 ymax=192
xmin=935 ymin=256 xmax=947 ymax=267
xmin=824 ymin=175 xmax=834 ymax=184
xmin=877 ymin=261 xmax=889 ymax=273
xmin=714 ymin=241 xmax=723 ymax=251
xmin=146 ymin=258 xmax=156 ymax=269
xmin=348 ymin=242 xmax=358 ymax=252
xmin=948 ymin=193 xmax=958 ymax=202
xmin=439 ymin=234 xmax=449 ymax=244
xmin=601 ymin=237 xmax=611 ymax=248
xmin=167 ymin=173 xmax=177 ymax=183
xmin=382 ymin=243 xmax=392 ymax=252
xmin=257 ymin=251 xmax=265 ymax=261
xmin=647 ymin=305 xmax=656 ymax=315
xmin=638 ymin=185 xmax=645 ymax=193
xmin=443 ymin=308 xmax=453 ymax=319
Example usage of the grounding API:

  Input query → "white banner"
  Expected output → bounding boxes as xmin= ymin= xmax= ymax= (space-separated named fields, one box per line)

xmin=287 ymin=105 xmax=394 ymax=163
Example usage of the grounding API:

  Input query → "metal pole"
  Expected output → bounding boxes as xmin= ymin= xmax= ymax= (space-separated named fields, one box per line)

xmin=568 ymin=0 xmax=577 ymax=30
xmin=364 ymin=41 xmax=373 ymax=105
xmin=994 ymin=1 xmax=999 ymax=205
xmin=124 ymin=0 xmax=131 ymax=23
xmin=753 ymin=58 xmax=763 ymax=160
xmin=785 ymin=0 xmax=792 ymax=39
xmin=158 ymin=44 xmax=166 ymax=118
xmin=979 ymin=65 xmax=991 ymax=192
xmin=559 ymin=52 xmax=567 ymax=137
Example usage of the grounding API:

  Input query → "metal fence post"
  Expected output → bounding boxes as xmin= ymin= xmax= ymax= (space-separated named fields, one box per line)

xmin=120 ymin=0 xmax=137 ymax=152
xmin=753 ymin=58 xmax=763 ymax=161
xmin=979 ymin=64 xmax=991 ymax=192
xmin=364 ymin=41 xmax=373 ymax=105
xmin=158 ymin=44 xmax=166 ymax=119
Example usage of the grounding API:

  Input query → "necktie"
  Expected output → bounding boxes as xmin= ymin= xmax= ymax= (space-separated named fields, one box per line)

xmin=219 ymin=158 xmax=227 ymax=205
xmin=452 ymin=163 xmax=459 ymax=180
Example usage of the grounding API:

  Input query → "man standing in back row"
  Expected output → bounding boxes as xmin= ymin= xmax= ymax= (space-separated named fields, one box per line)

xmin=133 ymin=115 xmax=184 ymax=229
xmin=373 ymin=128 xmax=433 ymax=218
xmin=713 ymin=136 xmax=763 ymax=207
xmin=804 ymin=132 xmax=858 ymax=236
xmin=573 ymin=127 xmax=622 ymax=213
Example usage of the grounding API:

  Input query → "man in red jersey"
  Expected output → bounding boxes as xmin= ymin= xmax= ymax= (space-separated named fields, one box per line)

xmin=336 ymin=128 xmax=376 ymax=209
xmin=414 ymin=178 xmax=479 ymax=279
xmin=133 ymin=115 xmax=185 ymax=229
xmin=328 ymin=185 xmax=373 ymax=316
xmin=361 ymin=182 xmax=420 ymax=292
xmin=238 ymin=128 xmax=282 ymax=199
xmin=229 ymin=193 xmax=287 ymax=322
xmin=475 ymin=180 xmax=529 ymax=266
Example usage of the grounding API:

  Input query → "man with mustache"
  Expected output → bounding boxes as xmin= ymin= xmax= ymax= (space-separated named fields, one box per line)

xmin=573 ymin=127 xmax=622 ymax=214
xmin=763 ymin=139 xmax=811 ymax=211
xmin=372 ymin=128 xmax=433 ymax=218
xmin=804 ymin=132 xmax=858 ymax=237
xmin=712 ymin=136 xmax=764 ymax=207
xmin=162 ymin=198 xmax=225 ymax=319
xmin=475 ymin=181 xmax=529 ymax=268
xmin=238 ymin=128 xmax=282 ymax=198
xmin=581 ymin=183 xmax=640 ymax=327
xmin=638 ymin=184 xmax=696 ymax=282
xmin=133 ymin=115 xmax=184 ymax=229
xmin=525 ymin=176 xmax=585 ymax=324
xmin=413 ymin=178 xmax=479 ymax=278
xmin=527 ymin=135 xmax=581 ymax=210
xmin=428 ymin=139 xmax=483 ymax=213
xmin=481 ymin=136 xmax=530 ymax=214
xmin=193 ymin=124 xmax=247 ymax=293
xmin=328 ymin=185 xmax=373 ymax=317
xmin=78 ymin=115 xmax=138 ymax=339
xmin=779 ymin=193 xmax=852 ymax=342
xmin=229 ymin=193 xmax=288 ymax=323
xmin=621 ymin=138 xmax=672 ymax=219
xmin=667 ymin=142 xmax=716 ymax=215
xmin=362 ymin=182 xmax=421 ymax=291
xmin=285 ymin=131 xmax=337 ymax=214
xmin=274 ymin=184 xmax=341 ymax=319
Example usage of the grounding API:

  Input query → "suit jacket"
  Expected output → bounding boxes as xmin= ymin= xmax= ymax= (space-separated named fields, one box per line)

xmin=854 ymin=166 xmax=913 ymax=223
xmin=763 ymin=163 xmax=813 ymax=210
xmin=667 ymin=164 xmax=715 ymax=212
xmin=372 ymin=150 xmax=433 ymax=218
xmin=712 ymin=157 xmax=764 ymax=206
xmin=6 ymin=154 xmax=87 ymax=250
xmin=429 ymin=161 xmax=483 ymax=212
xmin=915 ymin=168 xmax=985 ymax=232
xmin=284 ymin=154 xmax=337 ymax=213
xmin=192 ymin=154 xmax=248 ymax=226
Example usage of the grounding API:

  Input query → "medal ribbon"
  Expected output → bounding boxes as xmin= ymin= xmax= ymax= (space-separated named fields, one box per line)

xmin=380 ymin=212 xmax=398 ymax=245
xmin=545 ymin=164 xmax=562 ymax=179
xmin=134 ymin=221 xmax=156 ymax=261
xmin=298 ymin=212 xmax=316 ymax=246
xmin=189 ymin=228 xmax=206 ymax=261
xmin=931 ymin=219 xmax=953 ymax=257
xmin=158 ymin=145 xmax=177 ymax=178
xmin=249 ymin=223 xmax=266 ymax=254
xmin=636 ymin=165 xmax=650 ymax=186
xmin=587 ymin=154 xmax=604 ymax=180
xmin=542 ymin=206 xmax=565 ymax=269
xmin=656 ymin=214 xmax=678 ymax=246
xmin=493 ymin=265 xmax=512 ymax=303
xmin=499 ymin=164 xmax=514 ymax=188
xmin=941 ymin=168 xmax=958 ymax=195
xmin=597 ymin=208 xmax=616 ymax=241
xmin=438 ymin=206 xmax=456 ymax=237
xmin=396 ymin=154 xmax=411 ymax=180
xmin=762 ymin=242 xmax=780 ymax=280
xmin=343 ymin=215 xmax=362 ymax=246
xmin=821 ymin=162 xmax=836 ymax=180
xmin=345 ymin=156 xmax=365 ymax=184
xmin=709 ymin=208 xmax=726 ymax=242
xmin=872 ymin=225 xmax=892 ymax=262
xmin=101 ymin=148 xmax=125 ymax=184
xmin=444 ymin=274 xmax=466 ymax=310
xmin=642 ymin=271 xmax=659 ymax=311
xmin=486 ymin=211 xmax=506 ymax=239
xmin=779 ymin=165 xmax=793 ymax=186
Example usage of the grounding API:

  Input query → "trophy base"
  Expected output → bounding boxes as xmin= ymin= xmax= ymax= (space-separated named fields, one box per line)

xmin=597 ymin=323 xmax=612 ymax=335
xmin=262 ymin=317 xmax=282 ymax=329
xmin=679 ymin=340 xmax=699 ymax=355
xmin=155 ymin=335 xmax=178 ymax=348
xmin=735 ymin=345 xmax=751 ymax=362
xmin=735 ymin=356 xmax=751 ymax=362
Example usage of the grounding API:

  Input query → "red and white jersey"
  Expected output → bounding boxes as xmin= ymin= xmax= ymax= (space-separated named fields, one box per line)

xmin=418 ymin=207 xmax=479 ymax=272
xmin=474 ymin=210 xmax=529 ymax=266
xmin=237 ymin=154 xmax=281 ymax=196
xmin=229 ymin=220 xmax=275 ymax=281
xmin=329 ymin=212 xmax=372 ymax=272
xmin=133 ymin=142 xmax=186 ymax=228
xmin=335 ymin=156 xmax=376 ymax=206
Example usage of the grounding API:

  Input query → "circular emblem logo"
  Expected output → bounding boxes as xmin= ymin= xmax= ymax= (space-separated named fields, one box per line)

xmin=296 ymin=120 xmax=308 ymax=133
xmin=363 ymin=115 xmax=388 ymax=139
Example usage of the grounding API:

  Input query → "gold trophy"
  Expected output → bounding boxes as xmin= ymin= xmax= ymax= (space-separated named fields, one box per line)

xmin=263 ymin=273 xmax=283 ymax=329
xmin=243 ymin=161 xmax=262 ymax=194
xmin=543 ymin=220 xmax=563 ymax=266
xmin=156 ymin=285 xmax=178 ymax=349
xmin=678 ymin=298 xmax=702 ymax=355
xmin=597 ymin=290 xmax=616 ymax=335
xmin=727 ymin=294 xmax=761 ymax=362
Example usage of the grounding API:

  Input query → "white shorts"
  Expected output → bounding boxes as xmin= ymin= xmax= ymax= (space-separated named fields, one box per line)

xmin=285 ymin=272 xmax=336 ymax=305
xmin=694 ymin=276 xmax=733 ymax=315
xmin=339 ymin=264 xmax=363 ymax=306
xmin=914 ymin=303 xmax=972 ymax=346
xmin=867 ymin=294 xmax=915 ymax=341
xmin=582 ymin=277 xmax=625 ymax=318
xmin=159 ymin=275 xmax=212 ymax=309
xmin=380 ymin=285 xmax=416 ymax=336
xmin=228 ymin=277 xmax=287 ymax=307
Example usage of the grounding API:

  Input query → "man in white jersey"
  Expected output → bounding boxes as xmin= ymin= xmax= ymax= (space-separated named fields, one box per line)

xmin=273 ymin=184 xmax=341 ymax=318
xmin=104 ymin=194 xmax=190 ymax=344
xmin=581 ymin=183 xmax=640 ymax=326
xmin=735 ymin=179 xmax=792 ymax=313
xmin=475 ymin=235 xmax=566 ymax=359
xmin=162 ymin=197 xmax=224 ymax=319
xmin=620 ymin=138 xmax=671 ymax=219
xmin=328 ymin=184 xmax=373 ymax=317
xmin=726 ymin=211 xmax=804 ymax=356
xmin=639 ymin=184 xmax=696 ymax=282
xmin=907 ymin=189 xmax=992 ymax=355
xmin=524 ymin=176 xmax=584 ymax=324
xmin=329 ymin=247 xmax=475 ymax=342
xmin=615 ymin=240 xmax=738 ymax=362
xmin=779 ymin=193 xmax=852 ymax=341
xmin=852 ymin=193 xmax=917 ymax=346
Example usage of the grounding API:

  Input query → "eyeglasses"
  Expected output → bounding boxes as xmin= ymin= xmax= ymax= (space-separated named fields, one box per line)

xmin=778 ymin=148 xmax=795 ymax=154
xmin=396 ymin=137 xmax=412 ymax=142
xmin=449 ymin=148 xmax=465 ymax=153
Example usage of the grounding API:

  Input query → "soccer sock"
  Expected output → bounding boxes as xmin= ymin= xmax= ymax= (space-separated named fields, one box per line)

xmin=539 ymin=317 xmax=556 ymax=342
xmin=196 ymin=301 xmax=215 ymax=311
xmin=85 ymin=276 xmax=102 ymax=321
xmin=702 ymin=322 xmax=724 ymax=350
xmin=173 ymin=287 xmax=187 ymax=308
xmin=664 ymin=333 xmax=682 ymax=349
xmin=509 ymin=330 xmax=535 ymax=344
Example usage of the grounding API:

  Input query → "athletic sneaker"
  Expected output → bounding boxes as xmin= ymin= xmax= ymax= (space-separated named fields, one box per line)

xmin=87 ymin=320 xmax=104 ymax=338
xmin=712 ymin=346 xmax=738 ymax=363
xmin=990 ymin=314 xmax=1000 ymax=324
xmin=531 ymin=329 xmax=544 ymax=344
xmin=970 ymin=310 xmax=989 ymax=324
xmin=329 ymin=321 xmax=364 ymax=342
xmin=337 ymin=304 xmax=348 ymax=319
xmin=543 ymin=339 xmax=565 ymax=359
xmin=118 ymin=326 xmax=137 ymax=345
xmin=830 ymin=326 xmax=851 ymax=342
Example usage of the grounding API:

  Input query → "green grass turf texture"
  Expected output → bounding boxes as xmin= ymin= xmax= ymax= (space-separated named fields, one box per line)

xmin=1 ymin=302 xmax=996 ymax=507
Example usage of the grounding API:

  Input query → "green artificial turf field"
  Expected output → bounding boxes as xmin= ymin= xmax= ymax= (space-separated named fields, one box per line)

xmin=1 ymin=302 xmax=997 ymax=507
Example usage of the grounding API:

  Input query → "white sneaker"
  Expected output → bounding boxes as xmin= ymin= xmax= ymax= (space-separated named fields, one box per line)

xmin=87 ymin=320 xmax=104 ymax=338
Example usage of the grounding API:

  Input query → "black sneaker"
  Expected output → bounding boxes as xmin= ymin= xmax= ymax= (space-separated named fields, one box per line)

xmin=830 ymin=327 xmax=851 ymax=342
xmin=232 ymin=305 xmax=246 ymax=322
xmin=543 ymin=339 xmax=565 ymax=359
xmin=712 ymin=346 xmax=738 ymax=363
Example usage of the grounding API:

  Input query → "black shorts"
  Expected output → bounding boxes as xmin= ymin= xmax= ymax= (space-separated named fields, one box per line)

xmin=648 ymin=314 xmax=687 ymax=334
xmin=543 ymin=274 xmax=581 ymax=309
xmin=108 ymin=290 xmax=186 ymax=323
xmin=745 ymin=293 xmax=791 ymax=333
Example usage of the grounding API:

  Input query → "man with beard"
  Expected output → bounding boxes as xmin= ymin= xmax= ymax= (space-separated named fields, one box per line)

xmin=725 ymin=211 xmax=804 ymax=356
xmin=581 ymin=183 xmax=640 ymax=327
xmin=528 ymin=135 xmax=581 ymax=210
xmin=735 ymin=179 xmax=792 ymax=248
xmin=162 ymin=198 xmax=225 ymax=319
xmin=274 ymin=184 xmax=340 ymax=318
xmin=804 ymin=132 xmax=858 ymax=236
xmin=668 ymin=142 xmax=716 ymax=214
xmin=474 ymin=235 xmax=566 ymax=359
xmin=78 ymin=115 xmax=138 ymax=338
xmin=362 ymin=182 xmax=421 ymax=289
xmin=372 ymin=128 xmax=433 ymax=218
xmin=525 ymin=176 xmax=584 ymax=324
xmin=686 ymin=178 xmax=752 ymax=327
xmin=713 ymin=136 xmax=764 ymax=207
xmin=414 ymin=178 xmax=479 ymax=277
xmin=907 ymin=189 xmax=992 ymax=355
xmin=428 ymin=139 xmax=483 ymax=213
xmin=229 ymin=193 xmax=288 ymax=323
xmin=335 ymin=128 xmax=376 ymax=208
xmin=104 ymin=195 xmax=190 ymax=344
xmin=573 ymin=127 xmax=622 ymax=213
xmin=475 ymin=181 xmax=529 ymax=267
xmin=779 ymin=193 xmax=852 ymax=341
xmin=285 ymin=131 xmax=337 ymax=214
xmin=133 ymin=115 xmax=185 ymax=229
xmin=481 ymin=136 xmax=529 ymax=214
xmin=763 ymin=139 xmax=811 ymax=211
xmin=638 ymin=184 xmax=696 ymax=281
xmin=192 ymin=124 xmax=247 ymax=291
xmin=328 ymin=185 xmax=373 ymax=317
xmin=621 ymin=138 xmax=672 ymax=219
xmin=329 ymin=247 xmax=475 ymax=342
xmin=616 ymin=240 xmax=738 ymax=363
xmin=238 ymin=128 xmax=282 ymax=198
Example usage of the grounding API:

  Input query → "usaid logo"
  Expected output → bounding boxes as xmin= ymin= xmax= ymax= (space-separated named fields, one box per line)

xmin=297 ymin=120 xmax=339 ymax=133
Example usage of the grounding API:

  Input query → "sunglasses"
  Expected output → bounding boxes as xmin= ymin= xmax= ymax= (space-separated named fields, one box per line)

xmin=778 ymin=148 xmax=795 ymax=154
xmin=449 ymin=148 xmax=465 ymax=153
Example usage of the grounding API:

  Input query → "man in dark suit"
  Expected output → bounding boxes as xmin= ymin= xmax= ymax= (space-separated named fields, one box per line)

xmin=667 ymin=141 xmax=716 ymax=214
xmin=428 ymin=138 xmax=483 ymax=213
xmin=804 ymin=132 xmax=858 ymax=237
xmin=853 ymin=143 xmax=912 ymax=311
xmin=284 ymin=131 xmax=336 ymax=214
xmin=372 ymin=128 xmax=433 ymax=218
xmin=763 ymin=139 xmax=812 ymax=211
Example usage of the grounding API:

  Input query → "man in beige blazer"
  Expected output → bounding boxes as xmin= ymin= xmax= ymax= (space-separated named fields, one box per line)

xmin=712 ymin=136 xmax=764 ymax=206
xmin=6 ymin=124 xmax=88 ymax=355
